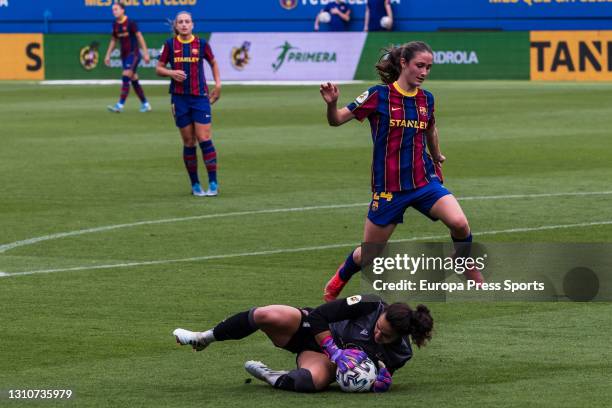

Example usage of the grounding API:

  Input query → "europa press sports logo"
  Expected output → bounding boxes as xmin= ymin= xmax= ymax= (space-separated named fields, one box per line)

xmin=279 ymin=0 xmax=297 ymax=10
xmin=79 ymin=41 xmax=100 ymax=71
xmin=231 ymin=41 xmax=251 ymax=71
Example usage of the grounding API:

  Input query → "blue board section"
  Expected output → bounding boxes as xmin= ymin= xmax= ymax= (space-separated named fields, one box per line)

xmin=1 ymin=0 xmax=611 ymax=33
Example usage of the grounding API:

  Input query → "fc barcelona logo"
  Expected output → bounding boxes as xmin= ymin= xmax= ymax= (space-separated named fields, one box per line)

xmin=280 ymin=0 xmax=297 ymax=10
xmin=419 ymin=106 xmax=428 ymax=115
xmin=192 ymin=48 xmax=199 ymax=55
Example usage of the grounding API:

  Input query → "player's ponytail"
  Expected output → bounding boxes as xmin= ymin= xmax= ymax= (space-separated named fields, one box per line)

xmin=375 ymin=41 xmax=434 ymax=84
xmin=385 ymin=303 xmax=433 ymax=348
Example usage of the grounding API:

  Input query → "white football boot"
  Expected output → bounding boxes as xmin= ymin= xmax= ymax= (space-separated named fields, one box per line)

xmin=244 ymin=360 xmax=288 ymax=386
xmin=173 ymin=328 xmax=212 ymax=352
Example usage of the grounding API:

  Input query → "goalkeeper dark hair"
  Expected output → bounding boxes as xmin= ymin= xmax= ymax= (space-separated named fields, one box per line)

xmin=385 ymin=303 xmax=433 ymax=348
xmin=375 ymin=41 xmax=433 ymax=84
xmin=114 ymin=1 xmax=125 ymax=10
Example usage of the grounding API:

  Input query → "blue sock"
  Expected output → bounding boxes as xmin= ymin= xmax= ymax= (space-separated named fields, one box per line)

xmin=199 ymin=140 xmax=217 ymax=184
xmin=452 ymin=233 xmax=472 ymax=259
xmin=119 ymin=76 xmax=130 ymax=104
xmin=338 ymin=250 xmax=361 ymax=281
xmin=183 ymin=146 xmax=199 ymax=186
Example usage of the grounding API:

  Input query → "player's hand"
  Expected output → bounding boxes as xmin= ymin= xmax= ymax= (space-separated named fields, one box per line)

xmin=330 ymin=7 xmax=339 ymax=15
xmin=143 ymin=52 xmax=151 ymax=64
xmin=372 ymin=361 xmax=392 ymax=392
xmin=210 ymin=85 xmax=221 ymax=104
xmin=433 ymin=153 xmax=446 ymax=164
xmin=321 ymin=336 xmax=367 ymax=373
xmin=320 ymin=82 xmax=339 ymax=105
xmin=171 ymin=70 xmax=187 ymax=82
xmin=104 ymin=56 xmax=111 ymax=67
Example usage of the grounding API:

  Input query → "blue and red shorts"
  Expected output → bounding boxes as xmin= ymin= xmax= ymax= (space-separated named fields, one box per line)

xmin=122 ymin=53 xmax=141 ymax=72
xmin=171 ymin=94 xmax=212 ymax=128
xmin=367 ymin=180 xmax=452 ymax=226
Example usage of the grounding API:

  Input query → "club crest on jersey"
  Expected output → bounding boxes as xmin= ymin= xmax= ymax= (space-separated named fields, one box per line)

xmin=280 ymin=0 xmax=297 ymax=10
xmin=192 ymin=48 xmax=199 ymax=55
xmin=355 ymin=91 xmax=369 ymax=105
xmin=419 ymin=106 xmax=428 ymax=115
xmin=347 ymin=295 xmax=362 ymax=305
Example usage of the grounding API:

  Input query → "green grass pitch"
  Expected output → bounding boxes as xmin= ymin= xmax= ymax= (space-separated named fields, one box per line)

xmin=1 ymin=81 xmax=611 ymax=407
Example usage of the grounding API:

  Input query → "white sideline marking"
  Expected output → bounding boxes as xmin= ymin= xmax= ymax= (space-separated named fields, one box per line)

xmin=2 ymin=220 xmax=612 ymax=278
xmin=1 ymin=190 xmax=611 ymax=255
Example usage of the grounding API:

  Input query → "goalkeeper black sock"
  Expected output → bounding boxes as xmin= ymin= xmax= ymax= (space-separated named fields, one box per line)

xmin=274 ymin=369 xmax=316 ymax=393
xmin=212 ymin=308 xmax=258 ymax=341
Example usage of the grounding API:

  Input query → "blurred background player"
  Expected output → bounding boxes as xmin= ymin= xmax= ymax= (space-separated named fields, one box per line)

xmin=104 ymin=2 xmax=151 ymax=113
xmin=173 ymin=294 xmax=433 ymax=393
xmin=364 ymin=0 xmax=393 ymax=32
xmin=314 ymin=0 xmax=351 ymax=32
xmin=320 ymin=41 xmax=483 ymax=302
xmin=156 ymin=11 xmax=221 ymax=197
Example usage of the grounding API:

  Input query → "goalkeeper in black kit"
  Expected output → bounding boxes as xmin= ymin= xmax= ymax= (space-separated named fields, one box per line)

xmin=173 ymin=294 xmax=433 ymax=392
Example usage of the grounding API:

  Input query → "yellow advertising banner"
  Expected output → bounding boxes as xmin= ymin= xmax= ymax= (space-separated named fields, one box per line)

xmin=0 ymin=34 xmax=45 ymax=80
xmin=531 ymin=31 xmax=612 ymax=81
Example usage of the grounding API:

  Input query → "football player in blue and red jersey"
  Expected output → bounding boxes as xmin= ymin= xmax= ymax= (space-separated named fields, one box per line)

xmin=320 ymin=41 xmax=483 ymax=301
xmin=156 ymin=11 xmax=221 ymax=197
xmin=172 ymin=294 xmax=433 ymax=393
xmin=314 ymin=0 xmax=351 ymax=32
xmin=104 ymin=2 xmax=151 ymax=113
xmin=364 ymin=0 xmax=393 ymax=32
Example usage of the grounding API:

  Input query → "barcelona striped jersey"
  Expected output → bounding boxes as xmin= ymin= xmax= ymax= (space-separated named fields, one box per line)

xmin=347 ymin=82 xmax=442 ymax=193
xmin=112 ymin=16 xmax=140 ymax=59
xmin=159 ymin=35 xmax=215 ymax=97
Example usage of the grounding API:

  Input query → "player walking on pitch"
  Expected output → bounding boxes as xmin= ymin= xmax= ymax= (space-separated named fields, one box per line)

xmin=173 ymin=294 xmax=433 ymax=393
xmin=156 ymin=11 xmax=221 ymax=197
xmin=104 ymin=2 xmax=151 ymax=113
xmin=320 ymin=41 xmax=483 ymax=301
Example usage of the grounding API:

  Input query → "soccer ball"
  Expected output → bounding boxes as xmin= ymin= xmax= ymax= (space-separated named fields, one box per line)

xmin=319 ymin=11 xmax=332 ymax=24
xmin=336 ymin=357 xmax=378 ymax=393
xmin=380 ymin=15 xmax=392 ymax=30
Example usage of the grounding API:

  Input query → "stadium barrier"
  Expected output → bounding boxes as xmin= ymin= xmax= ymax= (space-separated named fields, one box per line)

xmin=0 ymin=34 xmax=44 ymax=80
xmin=530 ymin=31 xmax=612 ymax=81
xmin=355 ymin=32 xmax=530 ymax=80
xmin=2 ymin=31 xmax=612 ymax=81
xmin=43 ymin=33 xmax=198 ymax=80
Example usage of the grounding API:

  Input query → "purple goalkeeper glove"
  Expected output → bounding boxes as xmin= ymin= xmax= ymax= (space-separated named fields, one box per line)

xmin=321 ymin=336 xmax=367 ymax=373
xmin=372 ymin=362 xmax=392 ymax=392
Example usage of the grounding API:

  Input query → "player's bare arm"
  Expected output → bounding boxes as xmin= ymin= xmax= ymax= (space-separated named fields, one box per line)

xmin=136 ymin=32 xmax=150 ymax=63
xmin=320 ymin=82 xmax=354 ymax=126
xmin=331 ymin=7 xmax=351 ymax=22
xmin=155 ymin=61 xmax=187 ymax=82
xmin=104 ymin=37 xmax=116 ymax=66
xmin=425 ymin=124 xmax=445 ymax=163
xmin=209 ymin=59 xmax=222 ymax=104
xmin=385 ymin=0 xmax=394 ymax=30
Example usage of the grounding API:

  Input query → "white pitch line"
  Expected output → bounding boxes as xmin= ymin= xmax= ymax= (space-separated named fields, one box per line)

xmin=2 ymin=219 xmax=611 ymax=278
xmin=1 ymin=190 xmax=611 ymax=255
